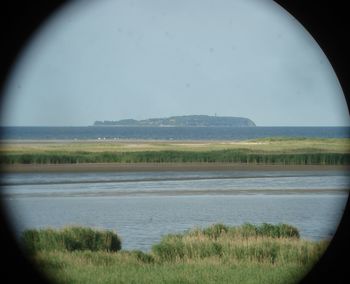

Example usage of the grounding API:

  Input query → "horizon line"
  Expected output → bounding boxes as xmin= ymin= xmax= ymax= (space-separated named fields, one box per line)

xmin=1 ymin=125 xmax=350 ymax=128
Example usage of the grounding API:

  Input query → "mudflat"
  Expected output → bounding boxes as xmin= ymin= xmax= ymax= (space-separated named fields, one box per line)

xmin=2 ymin=162 xmax=349 ymax=173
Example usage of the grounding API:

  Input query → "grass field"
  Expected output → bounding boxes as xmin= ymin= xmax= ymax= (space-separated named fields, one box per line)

xmin=1 ymin=138 xmax=350 ymax=165
xmin=2 ymin=137 xmax=350 ymax=153
xmin=23 ymin=224 xmax=327 ymax=284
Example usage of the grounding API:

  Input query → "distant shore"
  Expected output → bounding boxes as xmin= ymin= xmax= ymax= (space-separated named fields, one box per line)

xmin=2 ymin=162 xmax=349 ymax=173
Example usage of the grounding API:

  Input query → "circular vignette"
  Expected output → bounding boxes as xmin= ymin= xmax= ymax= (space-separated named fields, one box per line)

xmin=0 ymin=2 xmax=67 ymax=283
xmin=0 ymin=1 xmax=349 ymax=283
xmin=273 ymin=1 xmax=350 ymax=283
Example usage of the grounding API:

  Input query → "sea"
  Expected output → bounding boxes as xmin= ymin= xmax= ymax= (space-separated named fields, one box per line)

xmin=1 ymin=126 xmax=350 ymax=140
xmin=1 ymin=126 xmax=349 ymax=251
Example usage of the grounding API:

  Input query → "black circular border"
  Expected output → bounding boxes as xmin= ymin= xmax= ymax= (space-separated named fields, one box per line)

xmin=0 ymin=1 xmax=349 ymax=283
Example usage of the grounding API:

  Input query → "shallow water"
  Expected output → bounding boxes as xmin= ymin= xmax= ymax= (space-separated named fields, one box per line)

xmin=2 ymin=170 xmax=349 ymax=251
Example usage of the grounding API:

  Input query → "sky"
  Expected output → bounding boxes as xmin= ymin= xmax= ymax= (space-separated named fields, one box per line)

xmin=1 ymin=0 xmax=349 ymax=126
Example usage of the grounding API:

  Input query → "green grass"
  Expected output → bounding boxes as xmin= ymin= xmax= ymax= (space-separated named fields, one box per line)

xmin=1 ymin=138 xmax=349 ymax=165
xmin=23 ymin=224 xmax=328 ymax=284
xmin=21 ymin=226 xmax=121 ymax=254
xmin=35 ymin=251 xmax=311 ymax=284
xmin=150 ymin=223 xmax=322 ymax=265
xmin=1 ymin=149 xmax=350 ymax=165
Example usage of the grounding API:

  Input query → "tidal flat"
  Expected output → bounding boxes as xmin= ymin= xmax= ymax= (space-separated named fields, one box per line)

xmin=1 ymin=137 xmax=349 ymax=283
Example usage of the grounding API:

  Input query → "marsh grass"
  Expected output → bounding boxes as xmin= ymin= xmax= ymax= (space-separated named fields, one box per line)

xmin=34 ymin=250 xmax=308 ymax=284
xmin=1 ymin=138 xmax=349 ymax=165
xmin=21 ymin=226 xmax=121 ymax=254
xmin=23 ymin=224 xmax=328 ymax=283
xmin=150 ymin=223 xmax=324 ymax=266
xmin=2 ymin=150 xmax=350 ymax=165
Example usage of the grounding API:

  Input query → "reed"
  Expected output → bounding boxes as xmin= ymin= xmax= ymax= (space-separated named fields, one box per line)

xmin=2 ymin=150 xmax=350 ymax=165
xmin=150 ymin=223 xmax=325 ymax=265
xmin=21 ymin=226 xmax=121 ymax=254
xmin=23 ymin=223 xmax=328 ymax=284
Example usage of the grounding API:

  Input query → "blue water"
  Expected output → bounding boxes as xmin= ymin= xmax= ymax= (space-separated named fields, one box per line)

xmin=1 ymin=126 xmax=350 ymax=140
xmin=1 ymin=126 xmax=349 ymax=251
xmin=2 ymin=171 xmax=349 ymax=251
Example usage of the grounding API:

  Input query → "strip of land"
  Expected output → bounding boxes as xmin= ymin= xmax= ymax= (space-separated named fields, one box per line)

xmin=2 ymin=162 xmax=349 ymax=173
xmin=2 ymin=138 xmax=349 ymax=153
xmin=1 ymin=138 xmax=349 ymax=172
xmin=4 ymin=188 xmax=348 ymax=199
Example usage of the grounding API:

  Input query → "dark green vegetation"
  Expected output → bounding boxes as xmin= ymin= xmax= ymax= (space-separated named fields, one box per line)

xmin=2 ymin=149 xmax=350 ymax=165
xmin=22 ymin=227 xmax=121 ymax=254
xmin=24 ymin=224 xmax=328 ymax=284
xmin=94 ymin=115 xmax=256 ymax=127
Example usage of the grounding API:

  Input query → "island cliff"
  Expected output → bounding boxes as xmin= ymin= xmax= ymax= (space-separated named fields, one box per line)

xmin=94 ymin=115 xmax=256 ymax=127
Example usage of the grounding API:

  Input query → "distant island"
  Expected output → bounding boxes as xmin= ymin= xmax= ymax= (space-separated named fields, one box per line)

xmin=93 ymin=115 xmax=256 ymax=127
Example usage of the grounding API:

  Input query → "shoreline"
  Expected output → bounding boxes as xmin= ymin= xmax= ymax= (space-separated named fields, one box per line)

xmin=4 ymin=188 xmax=348 ymax=199
xmin=2 ymin=162 xmax=349 ymax=173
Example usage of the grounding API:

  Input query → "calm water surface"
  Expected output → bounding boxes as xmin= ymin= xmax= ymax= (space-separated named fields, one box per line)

xmin=2 ymin=170 xmax=349 ymax=251
xmin=1 ymin=126 xmax=350 ymax=140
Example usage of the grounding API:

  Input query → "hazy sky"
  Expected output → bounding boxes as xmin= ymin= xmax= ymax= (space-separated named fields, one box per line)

xmin=1 ymin=0 xmax=349 ymax=126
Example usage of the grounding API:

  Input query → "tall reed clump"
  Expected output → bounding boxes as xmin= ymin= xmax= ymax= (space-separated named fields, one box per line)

xmin=21 ymin=226 xmax=121 ymax=254
xmin=151 ymin=223 xmax=327 ymax=266
xmin=1 ymin=150 xmax=350 ymax=165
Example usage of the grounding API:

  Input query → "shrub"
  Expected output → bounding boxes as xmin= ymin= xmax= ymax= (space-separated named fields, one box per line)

xmin=152 ymin=235 xmax=186 ymax=262
xmin=151 ymin=223 xmax=302 ymax=262
xmin=234 ymin=223 xmax=300 ymax=238
xmin=21 ymin=226 xmax=121 ymax=254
